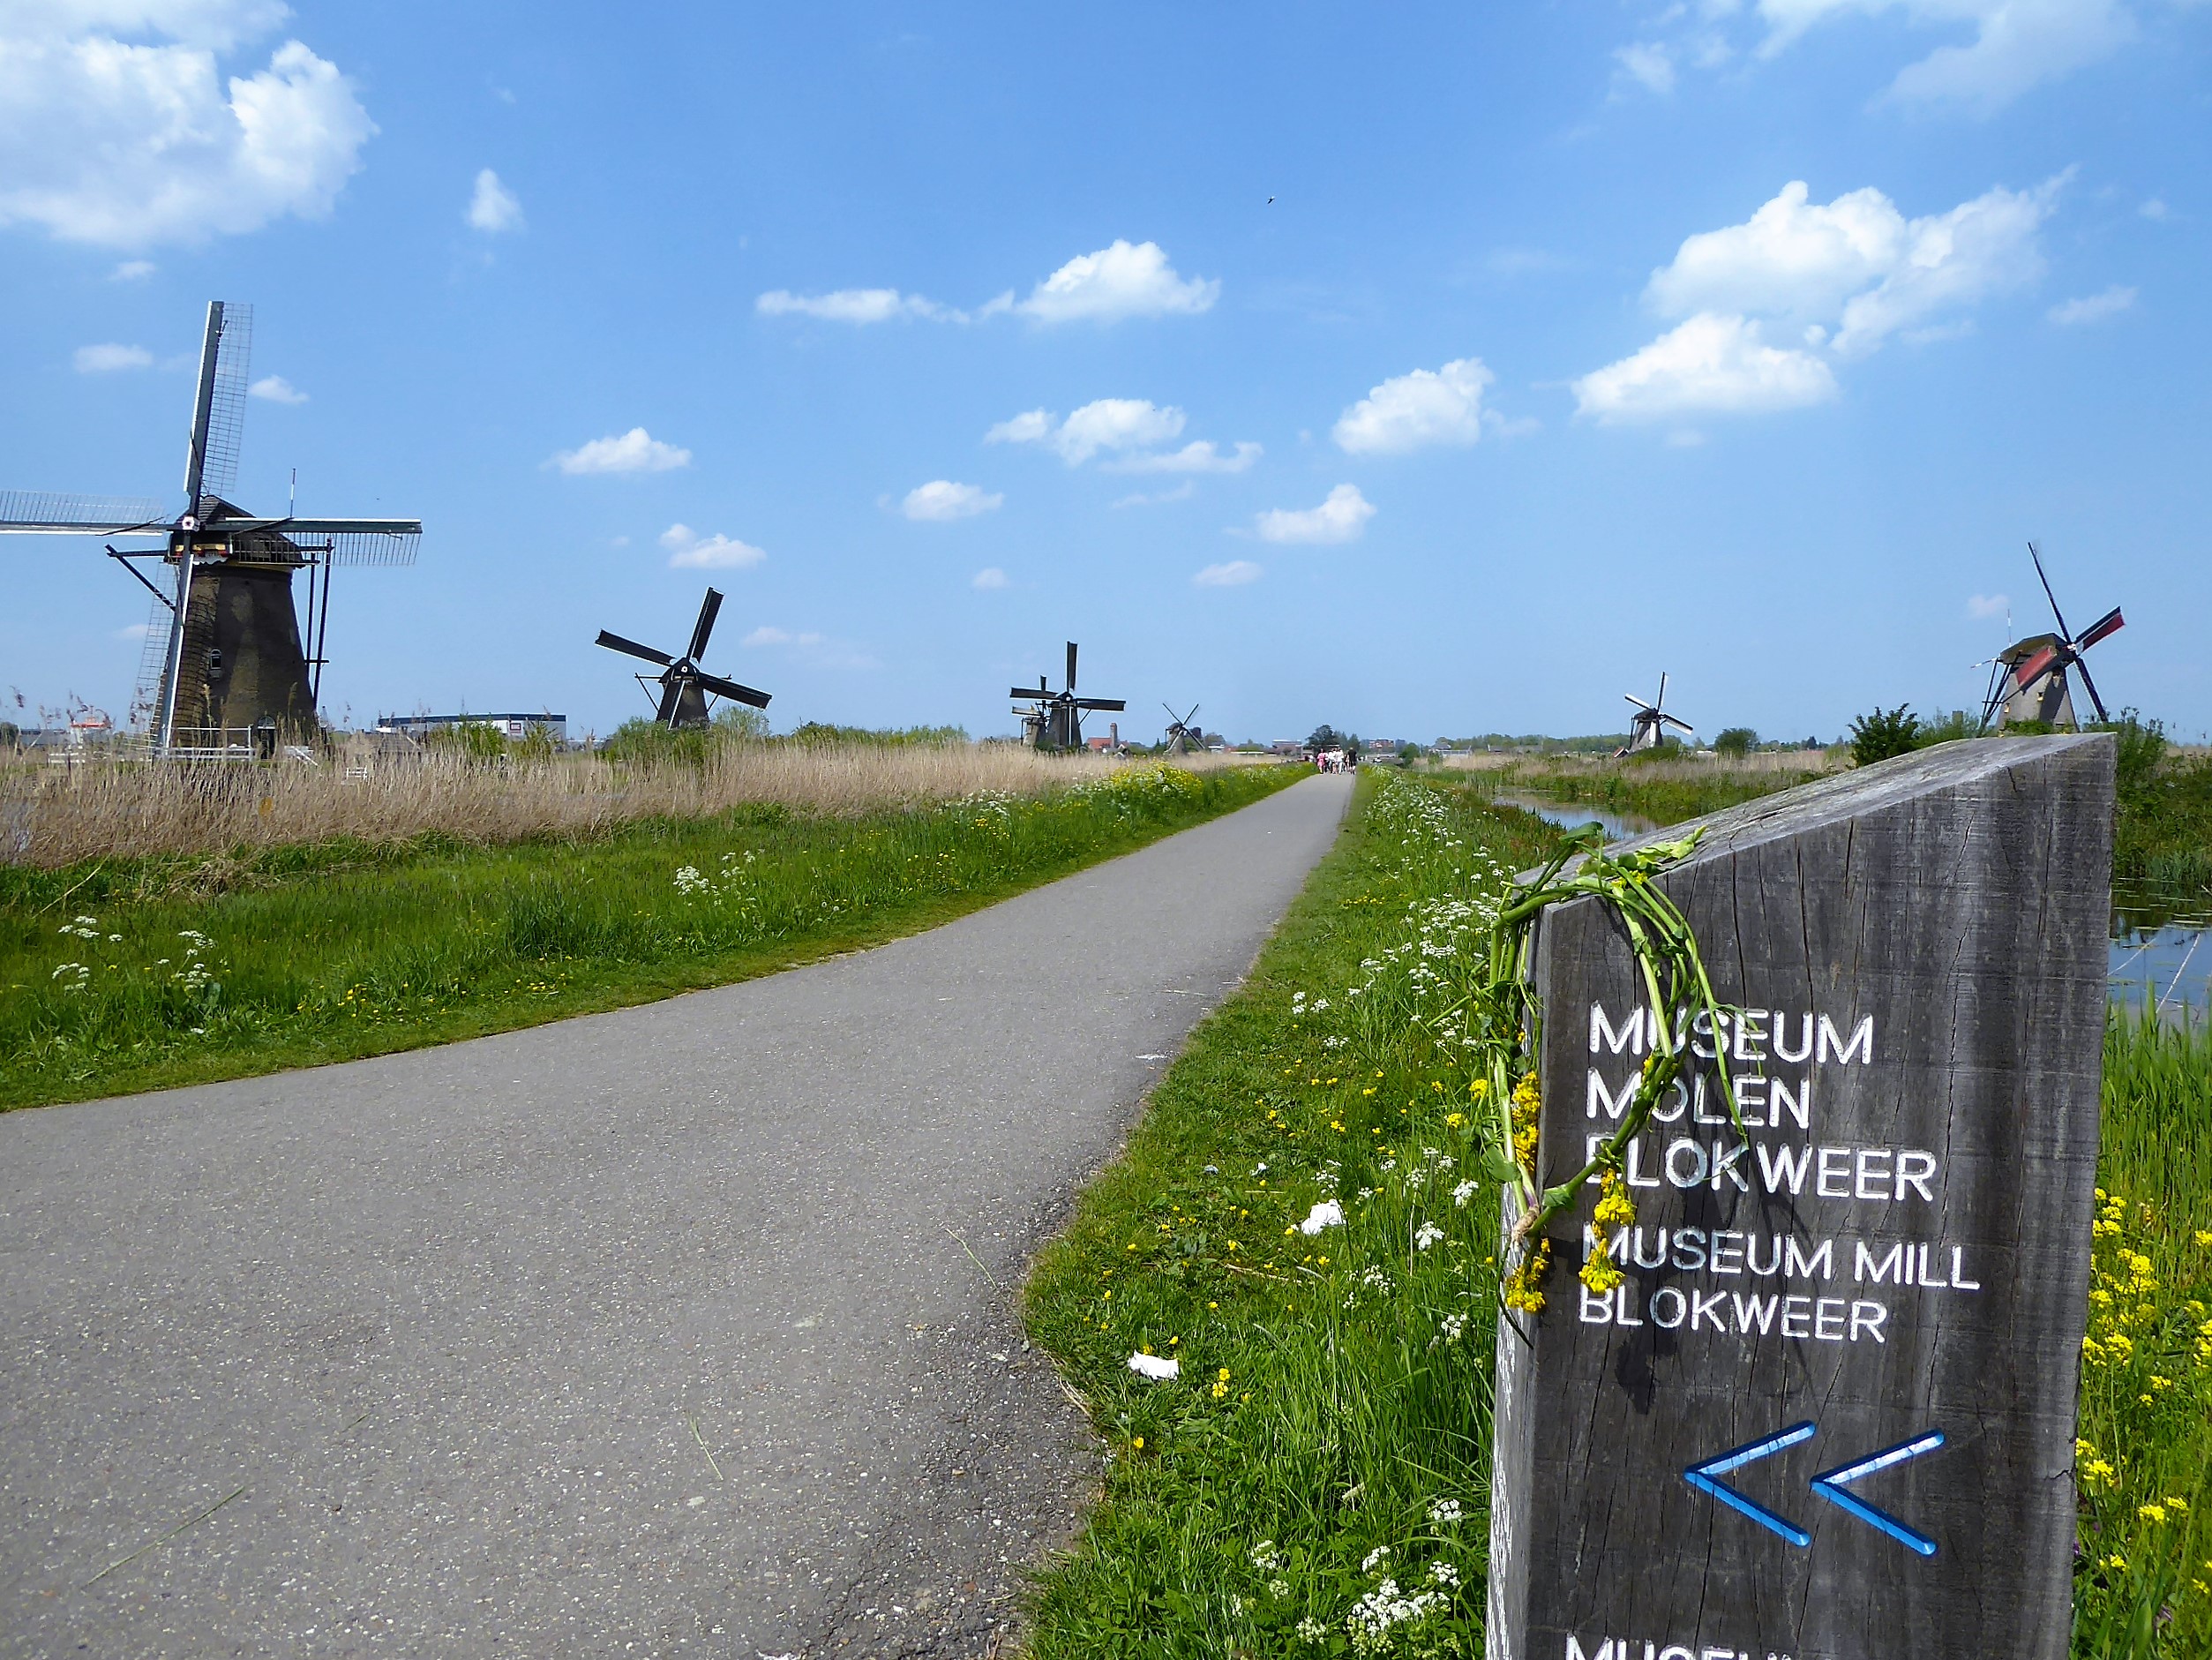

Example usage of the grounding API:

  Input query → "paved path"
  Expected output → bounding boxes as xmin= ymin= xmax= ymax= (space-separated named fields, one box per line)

xmin=0 ymin=772 xmax=1350 ymax=1659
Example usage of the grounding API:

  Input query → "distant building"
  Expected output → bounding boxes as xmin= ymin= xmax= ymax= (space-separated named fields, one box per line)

xmin=1269 ymin=740 xmax=1304 ymax=755
xmin=376 ymin=711 xmax=568 ymax=746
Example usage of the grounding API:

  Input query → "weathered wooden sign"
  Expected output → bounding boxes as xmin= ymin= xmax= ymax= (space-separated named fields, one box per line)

xmin=1488 ymin=734 xmax=2114 ymax=1660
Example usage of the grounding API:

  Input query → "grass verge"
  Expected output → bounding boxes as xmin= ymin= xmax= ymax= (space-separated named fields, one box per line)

xmin=1025 ymin=772 xmax=2212 ymax=1657
xmin=2 ymin=762 xmax=1296 ymax=1110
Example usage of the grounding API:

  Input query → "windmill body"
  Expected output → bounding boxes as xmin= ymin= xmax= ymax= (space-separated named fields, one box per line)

xmin=1979 ymin=545 xmax=2124 ymax=732
xmin=596 ymin=587 xmax=770 ymax=728
xmin=1616 ymin=672 xmax=1693 ymax=757
xmin=1009 ymin=641 xmax=1124 ymax=751
xmin=0 ymin=302 xmax=422 ymax=755
xmin=1161 ymin=702 xmax=1202 ymax=755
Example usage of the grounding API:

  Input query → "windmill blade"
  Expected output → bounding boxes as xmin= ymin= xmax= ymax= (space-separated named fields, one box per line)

xmin=687 ymin=588 xmax=724 ymax=661
xmin=236 ymin=515 xmax=424 ymax=536
xmin=0 ymin=491 xmax=169 ymax=533
xmin=1659 ymin=712 xmax=1695 ymax=733
xmin=2028 ymin=542 xmax=2073 ymax=640
xmin=221 ymin=517 xmax=424 ymax=567
xmin=1162 ymin=702 xmax=1181 ymax=722
xmin=656 ymin=672 xmax=689 ymax=724
xmin=1064 ymin=641 xmax=1080 ymax=692
xmin=184 ymin=301 xmax=252 ymax=513
xmin=2079 ymin=606 xmax=2126 ymax=650
xmin=2074 ymin=657 xmax=2111 ymax=724
xmin=1010 ymin=687 xmax=1052 ymax=702
xmin=694 ymin=671 xmax=772 ymax=709
xmin=1655 ymin=672 xmax=1669 ymax=710
xmin=597 ymin=629 xmax=674 ymax=666
xmin=1623 ymin=694 xmax=1656 ymax=712
xmin=1074 ymin=697 xmax=1127 ymax=711
xmin=2013 ymin=643 xmax=2059 ymax=688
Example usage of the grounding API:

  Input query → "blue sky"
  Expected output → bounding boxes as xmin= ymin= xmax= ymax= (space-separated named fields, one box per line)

xmin=4 ymin=2 xmax=2208 ymax=745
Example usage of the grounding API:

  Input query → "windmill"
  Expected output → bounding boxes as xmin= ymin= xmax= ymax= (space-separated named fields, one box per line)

xmin=596 ymin=587 xmax=769 ymax=727
xmin=1979 ymin=544 xmax=2124 ymax=732
xmin=1009 ymin=641 xmax=1125 ymax=751
xmin=1616 ymin=672 xmax=1693 ymax=757
xmin=1162 ymin=702 xmax=1203 ymax=755
xmin=0 ymin=301 xmax=421 ymax=755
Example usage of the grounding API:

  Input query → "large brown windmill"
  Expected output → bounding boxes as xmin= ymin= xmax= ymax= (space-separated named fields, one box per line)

xmin=0 ymin=301 xmax=421 ymax=755
xmin=1009 ymin=641 xmax=1125 ymax=751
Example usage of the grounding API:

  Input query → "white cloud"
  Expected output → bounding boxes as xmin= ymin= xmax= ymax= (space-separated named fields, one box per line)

xmin=1015 ymin=240 xmax=1218 ymax=324
xmin=466 ymin=168 xmax=522 ymax=233
xmin=1106 ymin=439 xmax=1262 ymax=475
xmin=1646 ymin=181 xmax=1907 ymax=324
xmin=0 ymin=7 xmax=374 ymax=250
xmin=110 ymin=258 xmax=155 ymax=279
xmin=1582 ymin=174 xmax=2064 ymax=422
xmin=660 ymin=523 xmax=766 ymax=570
xmin=1332 ymin=357 xmax=1494 ymax=454
xmin=902 ymin=480 xmax=1002 ymax=521
xmin=2048 ymin=284 xmax=2136 ymax=325
xmin=971 ymin=567 xmax=1009 ymax=590
xmin=2139 ymin=198 xmax=2168 ymax=222
xmin=553 ymin=427 xmax=691 ymax=475
xmin=1966 ymin=592 xmax=2011 ymax=620
xmin=73 ymin=342 xmax=151 ymax=372
xmin=1253 ymin=484 xmax=1375 ymax=545
xmin=988 ymin=398 xmax=1258 ymax=475
xmin=248 ymin=372 xmax=305 ymax=402
xmin=1615 ymin=41 xmax=1677 ymax=94
xmin=1194 ymin=559 xmax=1262 ymax=587
xmin=1754 ymin=0 xmax=2139 ymax=111
xmin=740 ymin=625 xmax=822 ymax=648
xmin=984 ymin=409 xmax=1054 ymax=446
xmin=1574 ymin=313 xmax=1838 ymax=422
xmin=1112 ymin=481 xmax=1198 ymax=508
xmin=755 ymin=287 xmax=958 ymax=323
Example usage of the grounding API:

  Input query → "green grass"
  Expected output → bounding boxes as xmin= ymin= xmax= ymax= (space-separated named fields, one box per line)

xmin=0 ymin=762 xmax=1297 ymax=1110
xmin=1487 ymin=757 xmax=1827 ymax=826
xmin=1022 ymin=773 xmax=1555 ymax=1656
xmin=1024 ymin=772 xmax=2212 ymax=1656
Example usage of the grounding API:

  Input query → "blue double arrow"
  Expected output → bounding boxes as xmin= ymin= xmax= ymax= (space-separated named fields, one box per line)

xmin=1683 ymin=1423 xmax=1946 ymax=1555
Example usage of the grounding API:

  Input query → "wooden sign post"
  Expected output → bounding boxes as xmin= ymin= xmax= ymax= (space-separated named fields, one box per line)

xmin=1488 ymin=735 xmax=2114 ymax=1660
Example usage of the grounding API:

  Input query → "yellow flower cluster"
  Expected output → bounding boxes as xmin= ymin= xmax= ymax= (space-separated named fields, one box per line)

xmin=1510 ymin=1071 xmax=1541 ymax=1175
xmin=1503 ymin=1236 xmax=1551 ymax=1314
xmin=1580 ymin=1169 xmax=1637 ymax=1294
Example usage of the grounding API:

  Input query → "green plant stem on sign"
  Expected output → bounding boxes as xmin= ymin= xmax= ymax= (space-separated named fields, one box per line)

xmin=1448 ymin=825 xmax=1741 ymax=1304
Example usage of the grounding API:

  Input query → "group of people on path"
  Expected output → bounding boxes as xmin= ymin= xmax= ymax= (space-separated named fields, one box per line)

xmin=1311 ymin=748 xmax=1354 ymax=773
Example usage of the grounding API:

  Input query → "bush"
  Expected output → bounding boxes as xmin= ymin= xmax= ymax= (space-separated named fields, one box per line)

xmin=1848 ymin=705 xmax=1921 ymax=767
xmin=1713 ymin=727 xmax=1756 ymax=758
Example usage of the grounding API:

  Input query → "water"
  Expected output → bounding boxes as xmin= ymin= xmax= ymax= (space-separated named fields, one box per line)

xmin=1489 ymin=792 xmax=2209 ymax=1015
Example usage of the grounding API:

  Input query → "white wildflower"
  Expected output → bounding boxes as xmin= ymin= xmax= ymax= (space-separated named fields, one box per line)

xmin=1428 ymin=1560 xmax=1460 ymax=1588
xmin=1299 ymin=1200 xmax=1343 ymax=1236
xmin=1251 ymin=1540 xmax=1285 ymax=1574
xmin=1452 ymin=1179 xmax=1479 ymax=1208
xmin=1428 ymin=1497 xmax=1464 ymax=1526
xmin=1414 ymin=1222 xmax=1445 ymax=1251
xmin=1297 ymin=1616 xmax=1327 ymax=1642
xmin=1127 ymin=1351 xmax=1179 ymax=1381
xmin=1361 ymin=1545 xmax=1391 ymax=1573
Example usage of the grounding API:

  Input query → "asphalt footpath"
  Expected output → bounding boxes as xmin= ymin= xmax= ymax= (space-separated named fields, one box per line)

xmin=0 ymin=770 xmax=1352 ymax=1658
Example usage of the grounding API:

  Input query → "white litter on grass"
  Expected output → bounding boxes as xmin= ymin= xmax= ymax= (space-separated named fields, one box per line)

xmin=1299 ymin=1200 xmax=1343 ymax=1235
xmin=1127 ymin=1351 xmax=1180 ymax=1381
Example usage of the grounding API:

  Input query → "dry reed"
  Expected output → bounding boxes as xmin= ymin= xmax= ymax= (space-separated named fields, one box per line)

xmin=1 ymin=741 xmax=1183 ymax=868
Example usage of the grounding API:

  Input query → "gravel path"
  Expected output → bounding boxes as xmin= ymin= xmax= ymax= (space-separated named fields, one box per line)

xmin=0 ymin=771 xmax=1350 ymax=1658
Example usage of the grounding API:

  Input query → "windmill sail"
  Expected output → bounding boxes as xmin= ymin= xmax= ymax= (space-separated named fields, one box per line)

xmin=185 ymin=302 xmax=252 ymax=515
xmin=0 ymin=491 xmax=168 ymax=533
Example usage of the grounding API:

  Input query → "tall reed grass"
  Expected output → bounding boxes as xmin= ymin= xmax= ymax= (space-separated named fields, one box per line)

xmin=0 ymin=740 xmax=1142 ymax=868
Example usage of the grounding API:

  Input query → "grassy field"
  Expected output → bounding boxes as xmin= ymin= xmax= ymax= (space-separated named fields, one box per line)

xmin=1024 ymin=772 xmax=2212 ymax=1657
xmin=3 ymin=734 xmax=1132 ymax=866
xmin=0 ymin=759 xmax=1296 ymax=1110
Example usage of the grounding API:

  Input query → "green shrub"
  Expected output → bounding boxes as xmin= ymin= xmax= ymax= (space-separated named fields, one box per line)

xmin=1849 ymin=704 xmax=1921 ymax=766
xmin=1713 ymin=726 xmax=1757 ymax=758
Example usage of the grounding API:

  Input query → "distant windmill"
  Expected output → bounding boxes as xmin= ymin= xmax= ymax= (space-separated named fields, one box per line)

xmin=0 ymin=300 xmax=422 ymax=755
xmin=1616 ymin=673 xmax=1693 ymax=757
xmin=1979 ymin=544 xmax=2123 ymax=731
xmin=1161 ymin=702 xmax=1203 ymax=755
xmin=1009 ymin=641 xmax=1125 ymax=751
xmin=596 ymin=587 xmax=769 ymax=727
